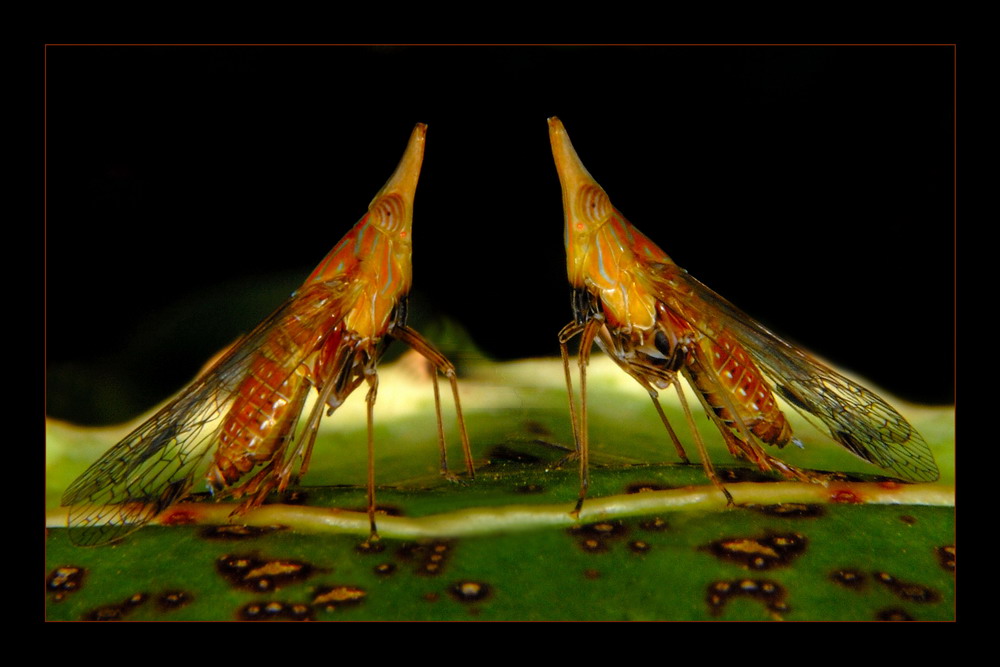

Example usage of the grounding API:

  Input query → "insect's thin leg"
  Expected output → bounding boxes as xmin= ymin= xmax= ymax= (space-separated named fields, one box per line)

xmin=364 ymin=365 xmax=380 ymax=542
xmin=558 ymin=321 xmax=586 ymax=456
xmin=674 ymin=381 xmax=734 ymax=506
xmin=391 ymin=325 xmax=474 ymax=479
xmin=287 ymin=376 xmax=336 ymax=482
xmin=447 ymin=371 xmax=474 ymax=478
xmin=430 ymin=370 xmax=450 ymax=475
xmin=286 ymin=342 xmax=356 ymax=482
xmin=239 ymin=382 xmax=314 ymax=505
xmin=572 ymin=318 xmax=603 ymax=516
xmin=647 ymin=390 xmax=691 ymax=464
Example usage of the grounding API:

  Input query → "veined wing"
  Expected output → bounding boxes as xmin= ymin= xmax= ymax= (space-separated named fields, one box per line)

xmin=643 ymin=262 xmax=939 ymax=483
xmin=61 ymin=279 xmax=357 ymax=546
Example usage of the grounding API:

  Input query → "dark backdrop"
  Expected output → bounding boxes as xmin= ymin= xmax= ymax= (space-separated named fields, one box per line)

xmin=45 ymin=45 xmax=954 ymax=424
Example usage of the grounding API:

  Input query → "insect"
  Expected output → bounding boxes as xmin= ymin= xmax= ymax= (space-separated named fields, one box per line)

xmin=547 ymin=116 xmax=938 ymax=512
xmin=61 ymin=123 xmax=474 ymax=546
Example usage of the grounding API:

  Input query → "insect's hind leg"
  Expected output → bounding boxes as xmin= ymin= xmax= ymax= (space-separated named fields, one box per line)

xmin=674 ymin=382 xmax=735 ymax=506
xmin=390 ymin=325 xmax=474 ymax=481
xmin=647 ymin=391 xmax=692 ymax=464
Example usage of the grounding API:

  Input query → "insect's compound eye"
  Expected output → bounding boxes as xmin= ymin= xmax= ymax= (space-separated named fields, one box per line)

xmin=372 ymin=194 xmax=406 ymax=232
xmin=578 ymin=185 xmax=612 ymax=224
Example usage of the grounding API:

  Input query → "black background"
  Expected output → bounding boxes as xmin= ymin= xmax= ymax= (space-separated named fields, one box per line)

xmin=45 ymin=45 xmax=954 ymax=424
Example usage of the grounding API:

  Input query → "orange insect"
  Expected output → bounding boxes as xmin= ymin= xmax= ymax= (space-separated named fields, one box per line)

xmin=548 ymin=116 xmax=938 ymax=511
xmin=62 ymin=123 xmax=474 ymax=545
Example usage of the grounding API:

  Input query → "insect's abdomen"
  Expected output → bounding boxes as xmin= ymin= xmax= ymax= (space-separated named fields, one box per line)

xmin=209 ymin=354 xmax=307 ymax=489
xmin=208 ymin=322 xmax=343 ymax=490
xmin=684 ymin=332 xmax=792 ymax=446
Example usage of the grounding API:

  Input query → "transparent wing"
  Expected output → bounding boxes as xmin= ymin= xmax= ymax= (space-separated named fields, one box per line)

xmin=61 ymin=280 xmax=356 ymax=546
xmin=645 ymin=262 xmax=939 ymax=482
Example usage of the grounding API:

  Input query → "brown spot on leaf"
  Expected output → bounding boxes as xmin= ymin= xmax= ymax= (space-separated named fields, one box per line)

xmin=239 ymin=600 xmax=314 ymax=621
xmin=83 ymin=592 xmax=148 ymax=621
xmin=704 ymin=533 xmax=807 ymax=570
xmin=374 ymin=563 xmax=396 ymax=576
xmin=449 ymin=581 xmax=492 ymax=603
xmin=873 ymin=572 xmax=941 ymax=603
xmin=899 ymin=515 xmax=917 ymax=525
xmin=514 ymin=483 xmax=545 ymax=494
xmin=312 ymin=585 xmax=367 ymax=611
xmin=640 ymin=517 xmax=669 ymax=532
xmin=748 ymin=503 xmax=824 ymax=519
xmin=84 ymin=606 xmax=128 ymax=622
xmin=216 ymin=554 xmax=314 ymax=592
xmin=396 ymin=540 xmax=454 ymax=576
xmin=629 ymin=540 xmax=651 ymax=554
xmin=570 ymin=520 xmax=629 ymax=553
xmin=829 ymin=569 xmax=866 ymax=590
xmin=355 ymin=540 xmax=386 ymax=555
xmin=200 ymin=524 xmax=285 ymax=540
xmin=157 ymin=590 xmax=193 ymax=611
xmin=876 ymin=607 xmax=915 ymax=621
xmin=47 ymin=566 xmax=85 ymax=601
xmin=936 ymin=545 xmax=955 ymax=572
xmin=706 ymin=579 xmax=788 ymax=617
xmin=572 ymin=520 xmax=628 ymax=538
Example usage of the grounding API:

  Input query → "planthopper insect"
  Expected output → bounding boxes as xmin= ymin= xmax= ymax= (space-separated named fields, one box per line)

xmin=548 ymin=116 xmax=938 ymax=512
xmin=61 ymin=123 xmax=474 ymax=546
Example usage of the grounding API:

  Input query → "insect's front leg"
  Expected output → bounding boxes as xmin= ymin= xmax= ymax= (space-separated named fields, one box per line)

xmin=363 ymin=356 xmax=380 ymax=542
xmin=558 ymin=320 xmax=587 ymax=454
xmin=389 ymin=324 xmax=474 ymax=481
xmin=558 ymin=315 xmax=603 ymax=516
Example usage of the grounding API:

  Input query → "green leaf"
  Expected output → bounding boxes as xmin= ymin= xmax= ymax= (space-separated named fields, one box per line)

xmin=46 ymin=357 xmax=954 ymax=621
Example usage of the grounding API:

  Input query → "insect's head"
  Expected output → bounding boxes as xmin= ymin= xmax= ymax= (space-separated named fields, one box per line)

xmin=548 ymin=117 xmax=615 ymax=287
xmin=366 ymin=122 xmax=426 ymax=249
xmin=305 ymin=124 xmax=425 ymax=286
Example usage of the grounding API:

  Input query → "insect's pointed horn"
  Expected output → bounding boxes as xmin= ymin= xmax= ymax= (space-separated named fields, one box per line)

xmin=548 ymin=117 xmax=600 ymax=195
xmin=369 ymin=123 xmax=427 ymax=209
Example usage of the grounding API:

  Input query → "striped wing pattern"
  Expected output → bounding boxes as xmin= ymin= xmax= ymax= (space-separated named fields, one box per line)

xmin=645 ymin=263 xmax=939 ymax=482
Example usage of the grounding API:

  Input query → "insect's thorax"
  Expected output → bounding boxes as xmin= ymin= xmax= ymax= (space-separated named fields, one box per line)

xmin=306 ymin=213 xmax=412 ymax=341
xmin=575 ymin=213 xmax=671 ymax=335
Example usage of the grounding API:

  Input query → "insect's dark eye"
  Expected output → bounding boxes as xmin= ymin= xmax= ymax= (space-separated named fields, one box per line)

xmin=579 ymin=185 xmax=611 ymax=223
xmin=373 ymin=194 xmax=405 ymax=231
